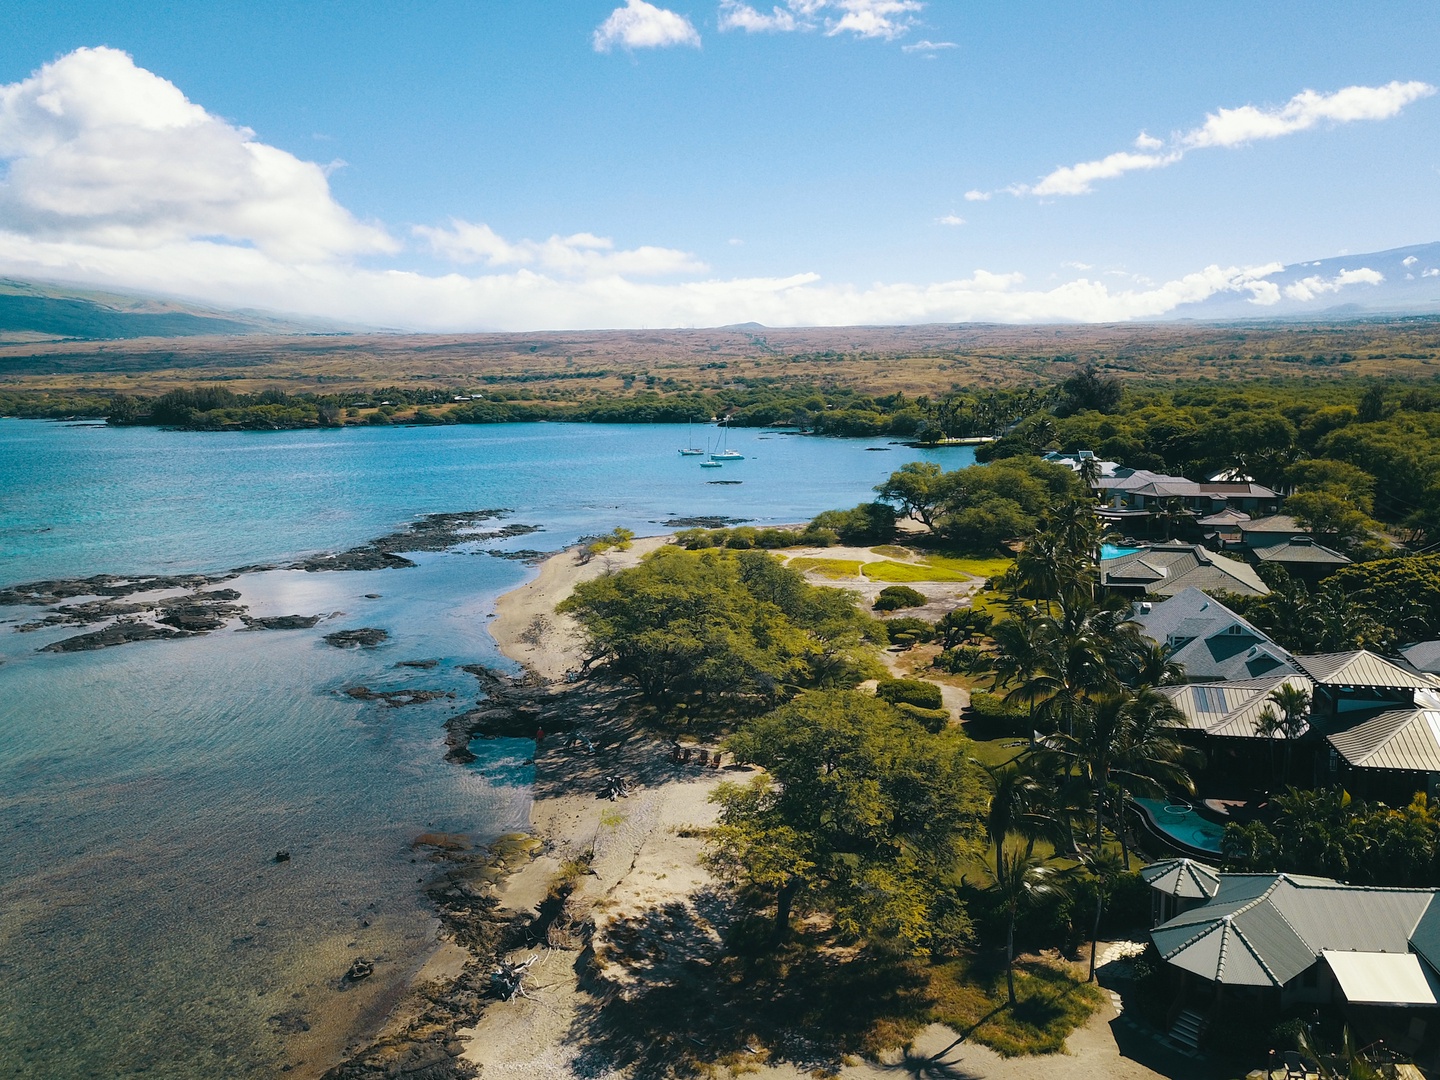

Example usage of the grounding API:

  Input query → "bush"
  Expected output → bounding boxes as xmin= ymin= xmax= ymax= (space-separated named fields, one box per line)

xmin=877 ymin=678 xmax=944 ymax=710
xmin=884 ymin=617 xmax=935 ymax=646
xmin=967 ymin=691 xmax=1025 ymax=723
xmin=810 ymin=501 xmax=897 ymax=545
xmin=934 ymin=645 xmax=992 ymax=674
xmin=893 ymin=702 xmax=951 ymax=732
xmin=874 ymin=584 xmax=927 ymax=611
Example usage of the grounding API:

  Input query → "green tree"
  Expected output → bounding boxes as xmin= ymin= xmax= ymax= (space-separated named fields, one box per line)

xmin=874 ymin=461 xmax=951 ymax=532
xmin=710 ymin=691 xmax=985 ymax=951
xmin=989 ymin=845 xmax=1063 ymax=1006
xmin=1074 ymin=848 xmax=1126 ymax=982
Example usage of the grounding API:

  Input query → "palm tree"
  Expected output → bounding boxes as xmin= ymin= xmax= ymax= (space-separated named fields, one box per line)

xmin=980 ymin=758 xmax=1065 ymax=879
xmin=989 ymin=843 xmax=1062 ymax=1007
xmin=1075 ymin=847 xmax=1126 ymax=982
xmin=1267 ymin=683 xmax=1312 ymax=784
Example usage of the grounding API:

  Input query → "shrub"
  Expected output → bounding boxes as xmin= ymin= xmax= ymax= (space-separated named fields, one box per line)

xmin=876 ymin=678 xmax=944 ymax=710
xmin=884 ymin=617 xmax=935 ymax=646
xmin=874 ymin=585 xmax=927 ymax=611
xmin=934 ymin=645 xmax=992 ymax=674
xmin=893 ymin=702 xmax=951 ymax=733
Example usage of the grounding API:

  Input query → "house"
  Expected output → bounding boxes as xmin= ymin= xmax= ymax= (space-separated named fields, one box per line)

xmin=1400 ymin=641 xmax=1440 ymax=676
xmin=1232 ymin=513 xmax=1352 ymax=582
xmin=1132 ymin=586 xmax=1295 ymax=682
xmin=1147 ymin=868 xmax=1440 ymax=1018
xmin=1140 ymin=857 xmax=1221 ymax=925
xmin=1100 ymin=543 xmax=1270 ymax=598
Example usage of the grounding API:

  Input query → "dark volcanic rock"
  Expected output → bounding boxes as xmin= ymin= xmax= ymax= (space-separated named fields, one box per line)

xmin=293 ymin=549 xmax=417 ymax=573
xmin=324 ymin=627 xmax=388 ymax=649
xmin=396 ymin=658 xmax=440 ymax=669
xmin=660 ymin=516 xmax=748 ymax=528
xmin=240 ymin=614 xmax=323 ymax=631
xmin=41 ymin=621 xmax=187 ymax=652
xmin=344 ymin=686 xmax=455 ymax=707
xmin=0 ymin=572 xmax=235 ymax=607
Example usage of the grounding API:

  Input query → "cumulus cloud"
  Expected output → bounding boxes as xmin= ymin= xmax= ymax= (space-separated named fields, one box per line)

xmin=717 ymin=0 xmax=922 ymax=40
xmin=936 ymin=213 xmax=964 ymax=226
xmin=413 ymin=219 xmax=707 ymax=277
xmin=593 ymin=0 xmax=701 ymax=52
xmin=1404 ymin=255 xmax=1419 ymax=266
xmin=963 ymin=189 xmax=990 ymax=202
xmin=987 ymin=80 xmax=1435 ymax=199
xmin=1281 ymin=266 xmax=1384 ymax=302
xmin=0 ymin=46 xmax=395 ymax=261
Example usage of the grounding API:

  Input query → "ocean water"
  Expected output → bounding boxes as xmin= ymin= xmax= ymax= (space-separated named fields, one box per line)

xmin=0 ymin=420 xmax=973 ymax=1078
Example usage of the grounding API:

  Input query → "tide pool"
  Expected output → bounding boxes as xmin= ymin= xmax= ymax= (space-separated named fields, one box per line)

xmin=0 ymin=419 xmax=973 ymax=1079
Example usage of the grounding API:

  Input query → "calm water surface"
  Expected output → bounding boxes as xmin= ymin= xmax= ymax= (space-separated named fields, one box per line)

xmin=0 ymin=420 xmax=973 ymax=1078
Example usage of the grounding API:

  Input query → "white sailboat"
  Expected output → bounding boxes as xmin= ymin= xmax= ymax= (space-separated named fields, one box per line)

xmin=709 ymin=418 xmax=744 ymax=461
xmin=678 ymin=417 xmax=706 ymax=455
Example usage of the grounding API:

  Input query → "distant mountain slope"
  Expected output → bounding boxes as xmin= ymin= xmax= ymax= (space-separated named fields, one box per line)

xmin=1170 ymin=242 xmax=1440 ymax=321
xmin=0 ymin=280 xmax=341 ymax=341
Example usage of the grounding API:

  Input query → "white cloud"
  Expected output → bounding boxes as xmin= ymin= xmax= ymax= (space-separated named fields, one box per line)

xmin=0 ymin=46 xmax=395 ymax=261
xmin=1001 ymin=80 xmax=1435 ymax=198
xmin=1062 ymin=261 xmax=1093 ymax=270
xmin=902 ymin=38 xmax=957 ymax=54
xmin=1282 ymin=266 xmax=1384 ymax=301
xmin=963 ymin=189 xmax=990 ymax=202
xmin=1404 ymin=255 xmax=1419 ymax=266
xmin=413 ymin=219 xmax=707 ymax=277
xmin=716 ymin=0 xmax=922 ymax=40
xmin=717 ymin=1 xmax=799 ymax=32
xmin=937 ymin=213 xmax=964 ymax=226
xmin=1023 ymin=149 xmax=1182 ymax=197
xmin=593 ymin=0 xmax=701 ymax=52
xmin=1426 ymin=268 xmax=1440 ymax=278
xmin=1181 ymin=81 xmax=1434 ymax=149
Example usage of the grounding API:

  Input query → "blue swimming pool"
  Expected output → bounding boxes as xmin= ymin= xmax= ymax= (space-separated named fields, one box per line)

xmin=1101 ymin=543 xmax=1144 ymax=560
xmin=1132 ymin=797 xmax=1226 ymax=855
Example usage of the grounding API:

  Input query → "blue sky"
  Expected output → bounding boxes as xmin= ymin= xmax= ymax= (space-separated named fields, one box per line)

xmin=1 ymin=2 xmax=1437 ymax=328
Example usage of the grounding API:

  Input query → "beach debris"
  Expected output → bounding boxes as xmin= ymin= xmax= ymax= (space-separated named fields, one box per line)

xmin=603 ymin=775 xmax=631 ymax=801
xmin=273 ymin=850 xmax=291 ymax=863
xmin=488 ymin=954 xmax=538 ymax=1001
xmin=345 ymin=958 xmax=375 ymax=982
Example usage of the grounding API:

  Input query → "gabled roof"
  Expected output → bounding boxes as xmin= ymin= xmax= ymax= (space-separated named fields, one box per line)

xmin=1101 ymin=545 xmax=1269 ymax=598
xmin=1140 ymin=858 xmax=1221 ymax=899
xmin=1197 ymin=508 xmax=1252 ymax=527
xmin=1151 ymin=872 xmax=1438 ymax=987
xmin=1328 ymin=709 xmax=1440 ymax=772
xmin=1134 ymin=587 xmax=1296 ymax=682
xmin=1161 ymin=675 xmax=1314 ymax=739
xmin=1239 ymin=514 xmax=1305 ymax=535
xmin=1291 ymin=650 xmax=1437 ymax=691
xmin=1251 ymin=539 xmax=1352 ymax=567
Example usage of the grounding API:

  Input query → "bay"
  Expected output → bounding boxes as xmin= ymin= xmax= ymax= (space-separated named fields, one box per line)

xmin=0 ymin=419 xmax=973 ymax=1078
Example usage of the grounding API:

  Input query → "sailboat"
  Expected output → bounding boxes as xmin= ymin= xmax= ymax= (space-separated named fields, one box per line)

xmin=678 ymin=417 xmax=706 ymax=456
xmin=709 ymin=418 xmax=744 ymax=461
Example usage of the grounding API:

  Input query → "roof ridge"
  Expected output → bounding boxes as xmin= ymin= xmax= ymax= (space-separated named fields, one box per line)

xmin=1227 ymin=918 xmax=1282 ymax=986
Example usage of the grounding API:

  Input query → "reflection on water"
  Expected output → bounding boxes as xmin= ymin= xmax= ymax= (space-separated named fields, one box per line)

xmin=0 ymin=421 xmax=974 ymax=1077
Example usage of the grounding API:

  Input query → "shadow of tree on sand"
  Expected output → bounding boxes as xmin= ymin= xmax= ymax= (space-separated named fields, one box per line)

xmin=562 ymin=890 xmax=974 ymax=1079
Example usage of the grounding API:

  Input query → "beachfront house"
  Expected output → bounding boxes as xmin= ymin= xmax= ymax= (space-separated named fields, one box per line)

xmin=1232 ymin=514 xmax=1353 ymax=583
xmin=1143 ymin=865 xmax=1440 ymax=1058
xmin=1132 ymin=586 xmax=1295 ymax=682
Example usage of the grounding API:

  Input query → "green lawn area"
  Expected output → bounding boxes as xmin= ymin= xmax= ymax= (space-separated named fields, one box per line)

xmin=787 ymin=556 xmax=862 ymax=578
xmin=922 ymin=554 xmax=1014 ymax=578
xmin=862 ymin=559 xmax=972 ymax=582
xmin=869 ymin=544 xmax=916 ymax=559
xmin=927 ymin=955 xmax=1105 ymax=1057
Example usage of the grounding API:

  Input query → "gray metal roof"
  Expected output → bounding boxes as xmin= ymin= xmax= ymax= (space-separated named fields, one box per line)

xmin=1328 ymin=709 xmax=1440 ymax=772
xmin=1152 ymin=873 xmax=1438 ymax=987
xmin=1161 ymin=674 xmax=1315 ymax=739
xmin=1101 ymin=545 xmax=1269 ymax=598
xmin=1239 ymin=514 xmax=1305 ymax=534
xmin=1251 ymin=540 xmax=1352 ymax=566
xmin=1134 ymin=587 xmax=1297 ymax=683
xmin=1140 ymin=858 xmax=1222 ymax=899
xmin=1292 ymin=651 xmax=1437 ymax=690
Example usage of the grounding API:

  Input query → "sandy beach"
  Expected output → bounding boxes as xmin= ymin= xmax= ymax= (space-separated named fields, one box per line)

xmin=336 ymin=534 xmax=1183 ymax=1080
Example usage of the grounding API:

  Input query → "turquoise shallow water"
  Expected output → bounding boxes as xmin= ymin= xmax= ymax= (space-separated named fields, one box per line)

xmin=1132 ymin=797 xmax=1226 ymax=854
xmin=0 ymin=419 xmax=973 ymax=1079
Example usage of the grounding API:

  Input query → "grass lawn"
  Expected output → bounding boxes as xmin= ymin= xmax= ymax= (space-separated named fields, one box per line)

xmin=927 ymin=954 xmax=1105 ymax=1057
xmin=922 ymin=554 xmax=1014 ymax=578
xmin=862 ymin=559 xmax=973 ymax=582
xmin=787 ymin=556 xmax=863 ymax=578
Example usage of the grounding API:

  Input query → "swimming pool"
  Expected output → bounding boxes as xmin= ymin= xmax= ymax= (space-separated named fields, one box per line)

xmin=1101 ymin=543 xmax=1144 ymax=560
xmin=1132 ymin=797 xmax=1227 ymax=855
